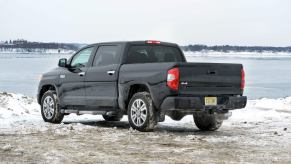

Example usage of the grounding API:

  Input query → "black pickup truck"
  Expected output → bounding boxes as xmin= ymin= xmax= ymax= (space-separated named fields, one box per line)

xmin=38 ymin=40 xmax=247 ymax=132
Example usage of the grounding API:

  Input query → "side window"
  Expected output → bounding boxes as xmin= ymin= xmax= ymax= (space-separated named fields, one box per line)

xmin=126 ymin=46 xmax=150 ymax=64
xmin=93 ymin=46 xmax=120 ymax=66
xmin=71 ymin=47 xmax=94 ymax=68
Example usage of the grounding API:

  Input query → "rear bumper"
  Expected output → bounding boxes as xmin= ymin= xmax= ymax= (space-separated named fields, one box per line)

xmin=160 ymin=95 xmax=247 ymax=112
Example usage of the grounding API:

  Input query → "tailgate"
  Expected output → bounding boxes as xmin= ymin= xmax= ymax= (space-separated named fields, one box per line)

xmin=178 ymin=63 xmax=243 ymax=95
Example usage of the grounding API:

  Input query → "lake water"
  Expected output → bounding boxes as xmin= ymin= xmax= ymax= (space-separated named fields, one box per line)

xmin=1 ymin=53 xmax=291 ymax=100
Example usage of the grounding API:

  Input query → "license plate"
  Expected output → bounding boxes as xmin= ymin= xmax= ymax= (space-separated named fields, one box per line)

xmin=204 ymin=97 xmax=217 ymax=106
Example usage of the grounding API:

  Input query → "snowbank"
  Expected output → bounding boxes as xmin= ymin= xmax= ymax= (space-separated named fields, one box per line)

xmin=230 ymin=98 xmax=291 ymax=123
xmin=0 ymin=92 xmax=291 ymax=133
xmin=0 ymin=92 xmax=96 ymax=133
xmin=0 ymin=92 xmax=40 ymax=126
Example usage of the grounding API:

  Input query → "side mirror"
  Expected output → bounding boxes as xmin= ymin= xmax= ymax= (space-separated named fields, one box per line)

xmin=58 ymin=58 xmax=67 ymax=67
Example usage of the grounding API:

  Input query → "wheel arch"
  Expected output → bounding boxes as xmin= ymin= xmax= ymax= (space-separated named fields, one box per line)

xmin=38 ymin=84 xmax=58 ymax=104
xmin=120 ymin=83 xmax=158 ymax=111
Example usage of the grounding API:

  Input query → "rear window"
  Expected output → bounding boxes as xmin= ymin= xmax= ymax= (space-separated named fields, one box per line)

xmin=126 ymin=45 xmax=184 ymax=64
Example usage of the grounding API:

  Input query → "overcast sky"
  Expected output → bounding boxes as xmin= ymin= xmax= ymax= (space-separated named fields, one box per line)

xmin=0 ymin=0 xmax=290 ymax=46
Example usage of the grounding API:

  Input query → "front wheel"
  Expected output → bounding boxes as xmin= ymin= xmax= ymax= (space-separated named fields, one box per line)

xmin=127 ymin=92 xmax=157 ymax=132
xmin=193 ymin=112 xmax=223 ymax=131
xmin=41 ymin=90 xmax=64 ymax=123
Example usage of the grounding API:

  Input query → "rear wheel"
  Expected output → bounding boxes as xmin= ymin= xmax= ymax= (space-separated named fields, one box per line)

xmin=127 ymin=92 xmax=157 ymax=132
xmin=41 ymin=90 xmax=64 ymax=123
xmin=193 ymin=112 xmax=223 ymax=131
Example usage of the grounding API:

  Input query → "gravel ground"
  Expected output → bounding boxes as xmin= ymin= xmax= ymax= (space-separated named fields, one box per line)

xmin=1 ymin=93 xmax=291 ymax=163
xmin=1 ymin=116 xmax=291 ymax=163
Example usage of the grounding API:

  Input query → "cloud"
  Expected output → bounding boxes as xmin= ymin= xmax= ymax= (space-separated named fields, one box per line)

xmin=0 ymin=0 xmax=290 ymax=46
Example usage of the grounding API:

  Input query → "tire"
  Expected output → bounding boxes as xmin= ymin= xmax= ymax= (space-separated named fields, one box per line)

xmin=169 ymin=111 xmax=185 ymax=121
xmin=127 ymin=92 xmax=157 ymax=132
xmin=102 ymin=113 xmax=123 ymax=121
xmin=41 ymin=90 xmax=64 ymax=123
xmin=193 ymin=112 xmax=223 ymax=131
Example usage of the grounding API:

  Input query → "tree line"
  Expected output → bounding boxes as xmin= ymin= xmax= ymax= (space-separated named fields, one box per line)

xmin=1 ymin=40 xmax=291 ymax=53
xmin=0 ymin=39 xmax=81 ymax=51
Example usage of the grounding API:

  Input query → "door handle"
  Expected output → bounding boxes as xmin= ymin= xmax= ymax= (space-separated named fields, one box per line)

xmin=78 ymin=72 xmax=85 ymax=76
xmin=207 ymin=70 xmax=216 ymax=75
xmin=107 ymin=70 xmax=115 ymax=75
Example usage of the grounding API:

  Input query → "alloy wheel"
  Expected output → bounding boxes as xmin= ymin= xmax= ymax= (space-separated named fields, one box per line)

xmin=130 ymin=99 xmax=147 ymax=126
xmin=42 ymin=96 xmax=55 ymax=119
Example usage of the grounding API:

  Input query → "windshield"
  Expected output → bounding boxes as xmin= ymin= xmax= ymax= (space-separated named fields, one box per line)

xmin=126 ymin=45 xmax=184 ymax=64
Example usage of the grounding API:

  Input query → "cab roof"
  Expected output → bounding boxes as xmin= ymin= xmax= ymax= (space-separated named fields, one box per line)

xmin=88 ymin=40 xmax=179 ymax=47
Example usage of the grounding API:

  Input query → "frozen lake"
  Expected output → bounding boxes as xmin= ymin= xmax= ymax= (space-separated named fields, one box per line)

xmin=0 ymin=53 xmax=291 ymax=99
xmin=1 ymin=53 xmax=291 ymax=163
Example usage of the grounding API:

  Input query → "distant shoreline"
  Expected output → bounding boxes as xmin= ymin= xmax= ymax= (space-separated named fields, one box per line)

xmin=184 ymin=51 xmax=291 ymax=58
xmin=1 ymin=51 xmax=291 ymax=59
xmin=0 ymin=52 xmax=73 ymax=54
xmin=1 ymin=39 xmax=291 ymax=54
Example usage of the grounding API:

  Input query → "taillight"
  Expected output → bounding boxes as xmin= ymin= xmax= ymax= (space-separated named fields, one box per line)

xmin=241 ymin=68 xmax=245 ymax=89
xmin=167 ymin=68 xmax=179 ymax=90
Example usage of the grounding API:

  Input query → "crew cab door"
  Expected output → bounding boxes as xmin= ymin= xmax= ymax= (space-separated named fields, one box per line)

xmin=59 ymin=47 xmax=95 ymax=107
xmin=85 ymin=45 xmax=121 ymax=109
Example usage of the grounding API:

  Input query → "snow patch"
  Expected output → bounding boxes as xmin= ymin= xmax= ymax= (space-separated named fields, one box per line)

xmin=0 ymin=92 xmax=39 ymax=125
xmin=0 ymin=92 xmax=291 ymax=134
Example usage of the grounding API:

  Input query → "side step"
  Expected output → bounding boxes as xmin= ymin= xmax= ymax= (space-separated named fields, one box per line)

xmin=61 ymin=109 xmax=118 ymax=116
